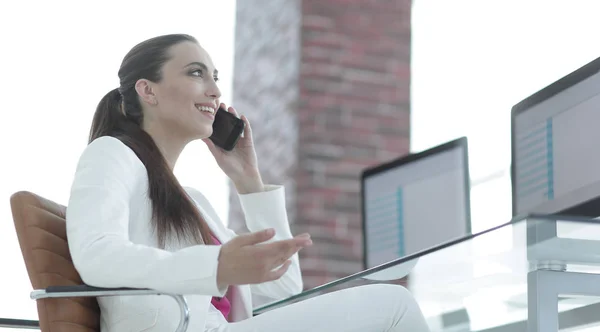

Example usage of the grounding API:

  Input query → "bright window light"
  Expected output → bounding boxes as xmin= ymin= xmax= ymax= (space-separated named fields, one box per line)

xmin=412 ymin=0 xmax=600 ymax=328
xmin=0 ymin=0 xmax=236 ymax=323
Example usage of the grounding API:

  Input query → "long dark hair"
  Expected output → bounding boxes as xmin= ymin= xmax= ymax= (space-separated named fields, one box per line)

xmin=89 ymin=34 xmax=213 ymax=247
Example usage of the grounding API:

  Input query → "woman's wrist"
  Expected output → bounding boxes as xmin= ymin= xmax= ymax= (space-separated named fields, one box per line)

xmin=233 ymin=173 xmax=265 ymax=194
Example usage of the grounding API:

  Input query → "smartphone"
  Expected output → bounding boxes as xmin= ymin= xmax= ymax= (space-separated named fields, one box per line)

xmin=209 ymin=107 xmax=245 ymax=151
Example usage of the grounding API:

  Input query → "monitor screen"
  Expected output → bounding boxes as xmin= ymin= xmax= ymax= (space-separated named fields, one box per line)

xmin=361 ymin=137 xmax=471 ymax=269
xmin=512 ymin=56 xmax=600 ymax=217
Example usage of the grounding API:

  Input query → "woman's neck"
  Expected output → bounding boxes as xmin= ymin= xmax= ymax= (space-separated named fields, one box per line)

xmin=142 ymin=122 xmax=188 ymax=170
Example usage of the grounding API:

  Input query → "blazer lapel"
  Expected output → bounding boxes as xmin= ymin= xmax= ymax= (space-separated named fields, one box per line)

xmin=195 ymin=203 xmax=230 ymax=243
xmin=194 ymin=203 xmax=254 ymax=320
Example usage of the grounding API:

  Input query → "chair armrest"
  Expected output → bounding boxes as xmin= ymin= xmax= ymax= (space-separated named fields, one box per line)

xmin=0 ymin=318 xmax=39 ymax=329
xmin=31 ymin=285 xmax=158 ymax=299
xmin=30 ymin=285 xmax=189 ymax=332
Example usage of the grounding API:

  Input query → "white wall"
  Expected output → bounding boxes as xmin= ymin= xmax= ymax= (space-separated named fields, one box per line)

xmin=0 ymin=0 xmax=236 ymax=323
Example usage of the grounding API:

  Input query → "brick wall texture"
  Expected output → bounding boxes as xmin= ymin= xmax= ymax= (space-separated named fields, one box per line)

xmin=228 ymin=0 xmax=302 ymax=234
xmin=231 ymin=0 xmax=413 ymax=289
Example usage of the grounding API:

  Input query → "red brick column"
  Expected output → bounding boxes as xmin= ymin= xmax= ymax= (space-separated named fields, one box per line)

xmin=231 ymin=0 xmax=412 ymax=289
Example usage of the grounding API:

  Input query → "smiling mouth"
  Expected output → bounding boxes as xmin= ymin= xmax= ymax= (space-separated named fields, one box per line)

xmin=196 ymin=104 xmax=215 ymax=114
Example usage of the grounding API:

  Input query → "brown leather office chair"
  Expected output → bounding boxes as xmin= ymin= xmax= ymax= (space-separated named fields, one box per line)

xmin=10 ymin=191 xmax=190 ymax=332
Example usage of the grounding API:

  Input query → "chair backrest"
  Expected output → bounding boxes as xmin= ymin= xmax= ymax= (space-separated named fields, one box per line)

xmin=10 ymin=191 xmax=100 ymax=332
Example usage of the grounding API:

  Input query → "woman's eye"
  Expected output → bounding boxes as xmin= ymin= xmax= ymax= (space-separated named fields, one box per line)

xmin=191 ymin=69 xmax=204 ymax=77
xmin=214 ymin=77 xmax=219 ymax=82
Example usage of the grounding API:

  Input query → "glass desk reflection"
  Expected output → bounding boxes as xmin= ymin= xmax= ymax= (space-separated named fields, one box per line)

xmin=254 ymin=215 xmax=600 ymax=332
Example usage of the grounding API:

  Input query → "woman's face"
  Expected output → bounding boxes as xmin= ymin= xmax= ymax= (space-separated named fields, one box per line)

xmin=141 ymin=41 xmax=221 ymax=140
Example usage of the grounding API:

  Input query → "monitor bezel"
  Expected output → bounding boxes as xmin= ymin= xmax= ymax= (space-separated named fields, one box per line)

xmin=360 ymin=136 xmax=471 ymax=270
xmin=510 ymin=56 xmax=600 ymax=218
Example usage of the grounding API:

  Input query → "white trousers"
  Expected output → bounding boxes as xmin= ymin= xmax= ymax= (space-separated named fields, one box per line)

xmin=217 ymin=284 xmax=431 ymax=332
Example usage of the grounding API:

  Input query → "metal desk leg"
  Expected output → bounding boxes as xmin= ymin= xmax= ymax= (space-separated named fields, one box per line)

xmin=528 ymin=269 xmax=600 ymax=332
xmin=528 ymin=270 xmax=558 ymax=332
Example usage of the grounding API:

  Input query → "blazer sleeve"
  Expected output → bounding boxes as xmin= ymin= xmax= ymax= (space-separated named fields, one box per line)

xmin=66 ymin=136 xmax=226 ymax=297
xmin=237 ymin=186 xmax=304 ymax=299
xmin=185 ymin=186 xmax=304 ymax=301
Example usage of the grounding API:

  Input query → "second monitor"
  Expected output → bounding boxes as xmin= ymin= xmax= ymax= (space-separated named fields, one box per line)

xmin=361 ymin=137 xmax=472 ymax=270
xmin=511 ymin=56 xmax=600 ymax=217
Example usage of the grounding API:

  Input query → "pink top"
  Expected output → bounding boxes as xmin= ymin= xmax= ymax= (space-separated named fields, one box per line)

xmin=210 ymin=235 xmax=231 ymax=321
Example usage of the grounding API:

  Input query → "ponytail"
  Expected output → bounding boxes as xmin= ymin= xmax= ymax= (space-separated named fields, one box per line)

xmin=89 ymin=88 xmax=125 ymax=143
xmin=89 ymin=88 xmax=214 ymax=247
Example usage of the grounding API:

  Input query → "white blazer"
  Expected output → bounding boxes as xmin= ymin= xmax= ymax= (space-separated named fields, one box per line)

xmin=65 ymin=136 xmax=303 ymax=332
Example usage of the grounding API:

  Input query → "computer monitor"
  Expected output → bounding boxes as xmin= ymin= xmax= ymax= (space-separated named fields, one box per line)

xmin=361 ymin=137 xmax=472 ymax=270
xmin=511 ymin=56 xmax=600 ymax=217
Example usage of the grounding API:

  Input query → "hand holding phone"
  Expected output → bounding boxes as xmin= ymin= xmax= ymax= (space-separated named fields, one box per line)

xmin=205 ymin=105 xmax=262 ymax=192
xmin=209 ymin=107 xmax=245 ymax=151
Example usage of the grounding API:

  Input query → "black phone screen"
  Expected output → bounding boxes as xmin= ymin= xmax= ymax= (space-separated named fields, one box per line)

xmin=209 ymin=107 xmax=245 ymax=151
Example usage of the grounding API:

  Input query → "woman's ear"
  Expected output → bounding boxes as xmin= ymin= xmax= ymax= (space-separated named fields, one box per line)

xmin=135 ymin=79 xmax=158 ymax=106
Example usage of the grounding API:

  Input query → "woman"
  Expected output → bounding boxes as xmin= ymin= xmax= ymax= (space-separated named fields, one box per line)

xmin=66 ymin=34 xmax=430 ymax=332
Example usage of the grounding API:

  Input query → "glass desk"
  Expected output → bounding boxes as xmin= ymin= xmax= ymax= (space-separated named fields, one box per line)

xmin=253 ymin=215 xmax=600 ymax=332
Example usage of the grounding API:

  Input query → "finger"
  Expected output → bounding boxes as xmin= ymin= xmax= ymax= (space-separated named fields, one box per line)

xmin=230 ymin=109 xmax=244 ymax=139
xmin=202 ymin=138 xmax=220 ymax=154
xmin=260 ymin=237 xmax=311 ymax=254
xmin=263 ymin=260 xmax=292 ymax=282
xmin=282 ymin=239 xmax=308 ymax=259
xmin=262 ymin=240 xmax=306 ymax=269
xmin=219 ymin=102 xmax=227 ymax=112
xmin=295 ymin=233 xmax=311 ymax=241
xmin=227 ymin=107 xmax=245 ymax=139
xmin=228 ymin=106 xmax=240 ymax=118
xmin=278 ymin=246 xmax=303 ymax=268
xmin=232 ymin=228 xmax=276 ymax=247
xmin=283 ymin=237 xmax=310 ymax=258
xmin=240 ymin=115 xmax=252 ymax=140
xmin=287 ymin=234 xmax=313 ymax=247
xmin=270 ymin=238 xmax=298 ymax=253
